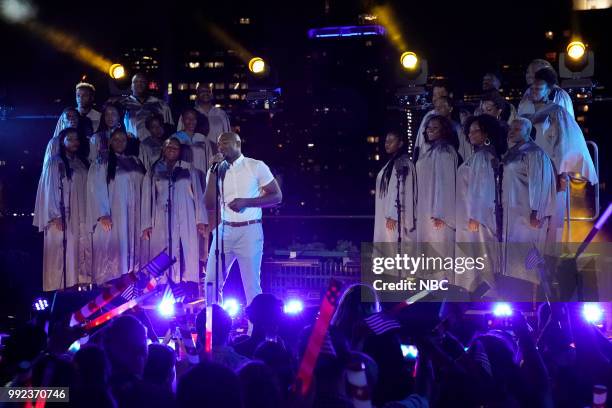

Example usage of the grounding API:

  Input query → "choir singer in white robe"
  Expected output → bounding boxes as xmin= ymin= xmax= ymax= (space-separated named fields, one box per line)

xmin=527 ymin=67 xmax=597 ymax=242
xmin=455 ymin=115 xmax=505 ymax=291
xmin=373 ymin=131 xmax=416 ymax=243
xmin=33 ymin=128 xmax=91 ymax=291
xmin=172 ymin=108 xmax=215 ymax=175
xmin=502 ymin=118 xmax=556 ymax=283
xmin=141 ymin=138 xmax=208 ymax=285
xmin=416 ymin=115 xmax=458 ymax=273
xmin=88 ymin=129 xmax=146 ymax=284
xmin=518 ymin=59 xmax=574 ymax=117
xmin=139 ymin=113 xmax=166 ymax=172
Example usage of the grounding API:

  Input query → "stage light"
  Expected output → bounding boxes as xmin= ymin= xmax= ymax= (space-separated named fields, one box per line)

xmin=400 ymin=52 xmax=418 ymax=70
xmin=492 ymin=302 xmax=513 ymax=317
xmin=401 ymin=344 xmax=418 ymax=359
xmin=582 ymin=303 xmax=604 ymax=324
xmin=0 ymin=0 xmax=36 ymax=23
xmin=109 ymin=63 xmax=125 ymax=79
xmin=157 ymin=298 xmax=175 ymax=318
xmin=248 ymin=57 xmax=265 ymax=74
xmin=222 ymin=298 xmax=240 ymax=318
xmin=567 ymin=41 xmax=586 ymax=60
xmin=32 ymin=297 xmax=48 ymax=312
xmin=283 ymin=299 xmax=304 ymax=315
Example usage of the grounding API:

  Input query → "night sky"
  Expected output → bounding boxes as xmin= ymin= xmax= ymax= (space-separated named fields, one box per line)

xmin=1 ymin=0 xmax=610 ymax=108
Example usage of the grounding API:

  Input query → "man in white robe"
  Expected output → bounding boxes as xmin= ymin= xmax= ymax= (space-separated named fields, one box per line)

xmin=177 ymin=85 xmax=231 ymax=145
xmin=34 ymin=130 xmax=91 ymax=291
xmin=121 ymin=73 xmax=174 ymax=141
xmin=518 ymin=59 xmax=574 ymax=117
xmin=53 ymin=82 xmax=101 ymax=137
xmin=502 ymin=118 xmax=556 ymax=284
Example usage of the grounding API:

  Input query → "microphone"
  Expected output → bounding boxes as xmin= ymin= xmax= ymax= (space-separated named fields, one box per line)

xmin=394 ymin=154 xmax=411 ymax=178
xmin=210 ymin=153 xmax=226 ymax=173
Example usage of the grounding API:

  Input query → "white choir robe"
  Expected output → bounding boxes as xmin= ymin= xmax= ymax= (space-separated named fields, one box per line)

xmin=33 ymin=155 xmax=91 ymax=291
xmin=89 ymin=129 xmax=137 ymax=163
xmin=172 ymin=131 xmax=215 ymax=176
xmin=122 ymin=95 xmax=174 ymax=141
xmin=415 ymin=110 xmax=470 ymax=162
xmin=416 ymin=142 xmax=457 ymax=279
xmin=373 ymin=159 xmax=417 ymax=243
xmin=141 ymin=160 xmax=207 ymax=283
xmin=518 ymin=85 xmax=574 ymax=118
xmin=177 ymin=106 xmax=231 ymax=145
xmin=455 ymin=147 xmax=499 ymax=291
xmin=502 ymin=142 xmax=556 ymax=283
xmin=53 ymin=109 xmax=101 ymax=140
xmin=531 ymin=102 xmax=597 ymax=242
xmin=87 ymin=155 xmax=145 ymax=284
xmin=139 ymin=136 xmax=164 ymax=172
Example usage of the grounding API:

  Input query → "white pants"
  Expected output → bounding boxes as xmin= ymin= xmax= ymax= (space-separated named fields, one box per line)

xmin=205 ymin=222 xmax=264 ymax=305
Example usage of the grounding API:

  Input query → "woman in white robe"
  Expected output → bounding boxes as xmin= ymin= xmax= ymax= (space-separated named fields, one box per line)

xmin=141 ymin=138 xmax=207 ymax=284
xmin=502 ymin=118 xmax=556 ymax=284
xmin=455 ymin=115 xmax=505 ymax=292
xmin=416 ymin=115 xmax=458 ymax=279
xmin=172 ymin=108 xmax=214 ymax=176
xmin=374 ymin=131 xmax=416 ymax=244
xmin=518 ymin=59 xmax=574 ymax=117
xmin=33 ymin=128 xmax=91 ymax=291
xmin=43 ymin=108 xmax=80 ymax=166
xmin=526 ymin=68 xmax=597 ymax=242
xmin=139 ymin=113 xmax=166 ymax=172
xmin=88 ymin=103 xmax=130 ymax=163
xmin=88 ymin=129 xmax=146 ymax=284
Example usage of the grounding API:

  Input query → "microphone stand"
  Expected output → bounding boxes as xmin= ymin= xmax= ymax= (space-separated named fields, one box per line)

xmin=492 ymin=158 xmax=504 ymax=276
xmin=213 ymin=163 xmax=227 ymax=304
xmin=167 ymin=164 xmax=174 ymax=281
xmin=59 ymin=169 xmax=68 ymax=290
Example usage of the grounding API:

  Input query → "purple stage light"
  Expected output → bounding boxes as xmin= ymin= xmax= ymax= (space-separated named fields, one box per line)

xmin=283 ymin=299 xmax=304 ymax=315
xmin=308 ymin=25 xmax=386 ymax=39
xmin=32 ymin=297 xmax=48 ymax=312
xmin=582 ymin=303 xmax=604 ymax=324
xmin=492 ymin=302 xmax=513 ymax=317
xmin=222 ymin=298 xmax=240 ymax=318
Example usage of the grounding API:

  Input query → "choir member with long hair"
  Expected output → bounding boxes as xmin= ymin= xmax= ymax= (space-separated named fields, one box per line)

xmin=88 ymin=102 xmax=126 ymax=163
xmin=34 ymin=128 xmax=91 ymax=291
xmin=141 ymin=138 xmax=207 ymax=285
xmin=88 ymin=128 xmax=146 ymax=284
xmin=172 ymin=108 xmax=214 ymax=175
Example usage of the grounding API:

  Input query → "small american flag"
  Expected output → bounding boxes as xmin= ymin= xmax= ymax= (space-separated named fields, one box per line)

xmin=363 ymin=312 xmax=401 ymax=335
xmin=120 ymin=284 xmax=142 ymax=301
xmin=169 ymin=280 xmax=186 ymax=303
xmin=525 ymin=246 xmax=545 ymax=270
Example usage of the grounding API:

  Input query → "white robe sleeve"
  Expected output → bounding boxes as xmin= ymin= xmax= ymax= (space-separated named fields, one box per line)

xmin=466 ymin=152 xmax=496 ymax=230
xmin=87 ymin=160 xmax=111 ymax=231
xmin=191 ymin=169 xmax=207 ymax=225
xmin=162 ymin=103 xmax=174 ymax=126
xmin=553 ymin=107 xmax=598 ymax=184
xmin=554 ymin=88 xmax=574 ymax=118
xmin=33 ymin=158 xmax=62 ymax=231
xmin=176 ymin=114 xmax=184 ymax=132
xmin=527 ymin=149 xmax=556 ymax=220
xmin=220 ymin=109 xmax=231 ymax=133
xmin=384 ymin=166 xmax=399 ymax=221
xmin=431 ymin=146 xmax=457 ymax=228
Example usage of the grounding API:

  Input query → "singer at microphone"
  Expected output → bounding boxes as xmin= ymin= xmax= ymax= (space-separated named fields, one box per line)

xmin=204 ymin=132 xmax=282 ymax=304
xmin=373 ymin=131 xmax=416 ymax=244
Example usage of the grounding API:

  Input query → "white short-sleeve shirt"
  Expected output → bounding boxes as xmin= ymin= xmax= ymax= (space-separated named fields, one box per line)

xmin=213 ymin=154 xmax=275 ymax=222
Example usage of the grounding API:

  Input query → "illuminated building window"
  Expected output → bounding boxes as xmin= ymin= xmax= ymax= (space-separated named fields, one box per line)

xmin=214 ymin=61 xmax=225 ymax=68
xmin=214 ymin=83 xmax=225 ymax=89
xmin=204 ymin=62 xmax=215 ymax=68
xmin=239 ymin=17 xmax=251 ymax=24
xmin=366 ymin=136 xmax=379 ymax=143
xmin=178 ymin=83 xmax=188 ymax=91
xmin=167 ymin=83 xmax=173 ymax=95
xmin=229 ymin=94 xmax=241 ymax=100
xmin=241 ymin=83 xmax=248 ymax=89
xmin=190 ymin=83 xmax=199 ymax=90
xmin=189 ymin=94 xmax=197 ymax=101
xmin=188 ymin=62 xmax=200 ymax=69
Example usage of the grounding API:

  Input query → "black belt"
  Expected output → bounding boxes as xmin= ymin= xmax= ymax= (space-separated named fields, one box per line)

xmin=222 ymin=219 xmax=262 ymax=227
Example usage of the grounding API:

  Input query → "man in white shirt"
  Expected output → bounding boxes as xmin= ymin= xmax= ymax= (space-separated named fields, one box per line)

xmin=53 ymin=82 xmax=101 ymax=136
xmin=121 ymin=73 xmax=174 ymax=141
xmin=177 ymin=85 xmax=231 ymax=144
xmin=204 ymin=132 xmax=282 ymax=305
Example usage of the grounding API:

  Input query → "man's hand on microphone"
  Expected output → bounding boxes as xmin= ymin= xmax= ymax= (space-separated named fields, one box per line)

xmin=210 ymin=153 xmax=224 ymax=171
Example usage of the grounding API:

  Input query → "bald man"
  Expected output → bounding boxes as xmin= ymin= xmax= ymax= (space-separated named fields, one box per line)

xmin=204 ymin=132 xmax=282 ymax=304
xmin=121 ymin=73 xmax=174 ymax=141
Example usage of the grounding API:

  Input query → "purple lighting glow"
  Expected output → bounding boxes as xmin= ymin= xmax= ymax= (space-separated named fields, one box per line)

xmin=492 ymin=303 xmax=513 ymax=317
xmin=582 ymin=303 xmax=604 ymax=324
